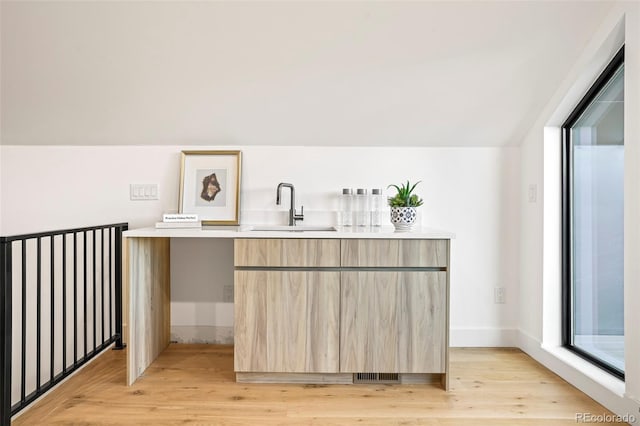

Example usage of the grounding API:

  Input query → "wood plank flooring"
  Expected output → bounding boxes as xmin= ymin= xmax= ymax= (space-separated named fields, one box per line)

xmin=12 ymin=345 xmax=620 ymax=425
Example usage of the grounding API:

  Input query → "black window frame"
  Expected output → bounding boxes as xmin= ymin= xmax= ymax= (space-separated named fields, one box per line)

xmin=561 ymin=46 xmax=625 ymax=381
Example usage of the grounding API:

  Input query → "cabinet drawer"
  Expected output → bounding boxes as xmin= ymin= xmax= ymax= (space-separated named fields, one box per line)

xmin=341 ymin=239 xmax=448 ymax=268
xmin=235 ymin=238 xmax=340 ymax=267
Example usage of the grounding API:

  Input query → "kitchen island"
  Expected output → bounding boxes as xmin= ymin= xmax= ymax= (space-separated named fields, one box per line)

xmin=124 ymin=226 xmax=453 ymax=389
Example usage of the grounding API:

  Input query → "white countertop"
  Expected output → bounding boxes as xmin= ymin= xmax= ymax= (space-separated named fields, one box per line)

xmin=124 ymin=225 xmax=455 ymax=239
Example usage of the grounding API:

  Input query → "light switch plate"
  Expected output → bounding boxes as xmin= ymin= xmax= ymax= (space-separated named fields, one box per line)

xmin=130 ymin=184 xmax=159 ymax=200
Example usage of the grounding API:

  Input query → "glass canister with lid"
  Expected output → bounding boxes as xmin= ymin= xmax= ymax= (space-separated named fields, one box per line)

xmin=340 ymin=188 xmax=354 ymax=227
xmin=355 ymin=188 xmax=370 ymax=227
xmin=370 ymin=188 xmax=385 ymax=227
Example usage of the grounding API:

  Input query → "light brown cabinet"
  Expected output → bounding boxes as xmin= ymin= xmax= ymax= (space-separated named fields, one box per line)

xmin=234 ymin=239 xmax=341 ymax=375
xmin=340 ymin=271 xmax=446 ymax=373
xmin=234 ymin=237 xmax=450 ymax=388
xmin=234 ymin=270 xmax=340 ymax=373
xmin=341 ymin=239 xmax=448 ymax=268
xmin=235 ymin=238 xmax=340 ymax=267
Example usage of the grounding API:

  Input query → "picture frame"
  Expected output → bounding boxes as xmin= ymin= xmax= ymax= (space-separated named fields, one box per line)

xmin=179 ymin=150 xmax=242 ymax=225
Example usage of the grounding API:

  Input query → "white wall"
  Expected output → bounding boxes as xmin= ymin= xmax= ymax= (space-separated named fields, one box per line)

xmin=518 ymin=2 xmax=640 ymax=421
xmin=1 ymin=145 xmax=521 ymax=347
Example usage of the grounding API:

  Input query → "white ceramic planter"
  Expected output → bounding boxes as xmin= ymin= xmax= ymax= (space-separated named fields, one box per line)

xmin=390 ymin=206 xmax=417 ymax=232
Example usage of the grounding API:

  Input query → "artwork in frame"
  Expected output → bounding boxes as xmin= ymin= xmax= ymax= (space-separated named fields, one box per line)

xmin=179 ymin=150 xmax=242 ymax=225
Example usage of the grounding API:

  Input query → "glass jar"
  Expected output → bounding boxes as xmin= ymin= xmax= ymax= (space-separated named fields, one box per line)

xmin=355 ymin=188 xmax=370 ymax=227
xmin=340 ymin=188 xmax=354 ymax=227
xmin=370 ymin=188 xmax=384 ymax=227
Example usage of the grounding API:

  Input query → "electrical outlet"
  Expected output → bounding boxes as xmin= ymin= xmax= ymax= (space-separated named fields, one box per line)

xmin=494 ymin=287 xmax=506 ymax=304
xmin=223 ymin=284 xmax=234 ymax=303
xmin=528 ymin=184 xmax=537 ymax=203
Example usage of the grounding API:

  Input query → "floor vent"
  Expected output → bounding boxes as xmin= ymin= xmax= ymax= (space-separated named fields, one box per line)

xmin=353 ymin=373 xmax=400 ymax=384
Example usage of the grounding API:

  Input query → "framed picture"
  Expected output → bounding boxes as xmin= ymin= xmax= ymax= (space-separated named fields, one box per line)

xmin=179 ymin=150 xmax=242 ymax=225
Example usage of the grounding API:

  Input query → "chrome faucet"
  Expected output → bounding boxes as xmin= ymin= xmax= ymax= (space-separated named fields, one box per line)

xmin=276 ymin=182 xmax=304 ymax=226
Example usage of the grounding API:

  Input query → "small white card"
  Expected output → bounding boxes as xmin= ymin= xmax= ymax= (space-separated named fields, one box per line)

xmin=162 ymin=213 xmax=199 ymax=223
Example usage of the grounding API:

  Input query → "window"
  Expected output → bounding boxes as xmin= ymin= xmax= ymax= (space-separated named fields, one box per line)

xmin=562 ymin=47 xmax=625 ymax=379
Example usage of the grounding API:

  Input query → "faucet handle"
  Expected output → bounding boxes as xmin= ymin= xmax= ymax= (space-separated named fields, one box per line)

xmin=294 ymin=205 xmax=304 ymax=223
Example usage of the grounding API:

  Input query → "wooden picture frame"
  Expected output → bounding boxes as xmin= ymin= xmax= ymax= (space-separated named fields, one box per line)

xmin=179 ymin=150 xmax=242 ymax=225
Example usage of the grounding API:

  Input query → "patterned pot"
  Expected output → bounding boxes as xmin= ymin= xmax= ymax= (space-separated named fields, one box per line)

xmin=390 ymin=206 xmax=417 ymax=232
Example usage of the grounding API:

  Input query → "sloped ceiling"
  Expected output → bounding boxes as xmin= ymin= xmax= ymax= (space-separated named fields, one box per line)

xmin=0 ymin=1 xmax=615 ymax=147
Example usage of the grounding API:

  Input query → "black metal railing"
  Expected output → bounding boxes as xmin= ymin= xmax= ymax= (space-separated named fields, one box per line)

xmin=0 ymin=223 xmax=127 ymax=425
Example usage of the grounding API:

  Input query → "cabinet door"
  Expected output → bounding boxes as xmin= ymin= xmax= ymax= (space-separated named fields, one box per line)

xmin=340 ymin=271 xmax=447 ymax=373
xmin=234 ymin=271 xmax=340 ymax=373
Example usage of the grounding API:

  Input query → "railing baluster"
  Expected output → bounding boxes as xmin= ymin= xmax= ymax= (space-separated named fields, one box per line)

xmin=93 ymin=230 xmax=97 ymax=352
xmin=36 ymin=237 xmax=41 ymax=392
xmin=83 ymin=231 xmax=87 ymax=359
xmin=113 ymin=225 xmax=126 ymax=350
xmin=0 ymin=239 xmax=13 ymax=426
xmin=73 ymin=232 xmax=78 ymax=366
xmin=21 ymin=241 xmax=26 ymax=402
xmin=50 ymin=236 xmax=55 ymax=383
xmin=109 ymin=228 xmax=112 ymax=339
xmin=63 ymin=234 xmax=67 ymax=373
xmin=101 ymin=228 xmax=105 ymax=345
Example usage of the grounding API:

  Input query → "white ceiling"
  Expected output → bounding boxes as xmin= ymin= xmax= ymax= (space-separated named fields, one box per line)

xmin=0 ymin=1 xmax=615 ymax=147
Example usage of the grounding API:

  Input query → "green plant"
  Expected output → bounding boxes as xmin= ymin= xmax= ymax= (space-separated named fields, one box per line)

xmin=387 ymin=180 xmax=424 ymax=207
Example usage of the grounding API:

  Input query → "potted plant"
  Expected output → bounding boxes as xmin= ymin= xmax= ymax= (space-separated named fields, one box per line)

xmin=387 ymin=180 xmax=423 ymax=231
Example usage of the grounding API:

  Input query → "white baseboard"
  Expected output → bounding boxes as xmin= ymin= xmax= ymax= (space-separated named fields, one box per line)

xmin=517 ymin=330 xmax=639 ymax=425
xmin=171 ymin=326 xmax=519 ymax=347
xmin=450 ymin=326 xmax=518 ymax=347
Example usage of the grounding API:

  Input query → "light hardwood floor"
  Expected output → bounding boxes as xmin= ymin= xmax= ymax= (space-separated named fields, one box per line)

xmin=13 ymin=345 xmax=621 ymax=425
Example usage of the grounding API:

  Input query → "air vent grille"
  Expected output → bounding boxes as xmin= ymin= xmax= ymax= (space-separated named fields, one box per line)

xmin=353 ymin=373 xmax=400 ymax=384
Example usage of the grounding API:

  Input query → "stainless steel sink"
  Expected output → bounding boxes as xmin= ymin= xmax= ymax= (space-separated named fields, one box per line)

xmin=250 ymin=225 xmax=337 ymax=232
